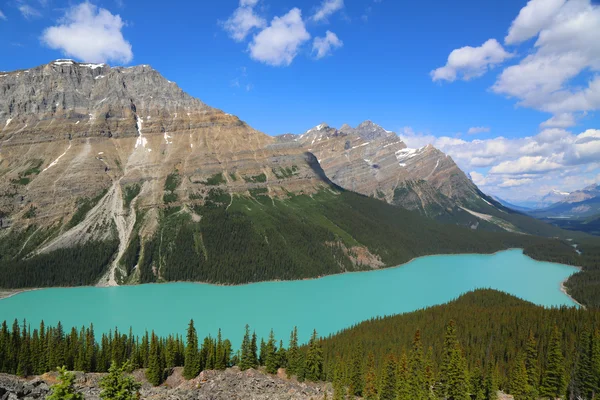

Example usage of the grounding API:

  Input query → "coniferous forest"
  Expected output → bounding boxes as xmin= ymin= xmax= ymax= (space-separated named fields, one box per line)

xmin=2 ymin=290 xmax=600 ymax=399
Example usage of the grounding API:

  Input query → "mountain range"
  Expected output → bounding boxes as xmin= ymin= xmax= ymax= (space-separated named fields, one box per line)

xmin=0 ymin=60 xmax=595 ymax=290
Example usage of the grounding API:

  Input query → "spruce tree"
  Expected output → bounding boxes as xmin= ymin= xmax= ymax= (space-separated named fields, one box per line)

xmin=591 ymin=329 xmax=600 ymax=399
xmin=379 ymin=353 xmax=397 ymax=400
xmin=215 ymin=329 xmax=225 ymax=371
xmin=145 ymin=332 xmax=162 ymax=386
xmin=332 ymin=360 xmax=345 ymax=400
xmin=524 ymin=330 xmax=539 ymax=399
xmin=240 ymin=325 xmax=253 ymax=371
xmin=183 ymin=320 xmax=200 ymax=379
xmin=287 ymin=327 xmax=300 ymax=378
xmin=348 ymin=343 xmax=363 ymax=396
xmin=424 ymin=346 xmax=437 ymax=400
xmin=397 ymin=353 xmax=410 ymax=400
xmin=409 ymin=330 xmax=427 ymax=400
xmin=305 ymin=330 xmax=323 ymax=382
xmin=99 ymin=361 xmax=141 ymax=400
xmin=277 ymin=340 xmax=287 ymax=369
xmin=573 ymin=328 xmax=595 ymax=399
xmin=439 ymin=320 xmax=470 ymax=400
xmin=540 ymin=325 xmax=566 ymax=399
xmin=265 ymin=330 xmax=279 ymax=374
xmin=363 ymin=352 xmax=377 ymax=400
xmin=509 ymin=352 xmax=528 ymax=400
xmin=470 ymin=362 xmax=486 ymax=400
xmin=46 ymin=366 xmax=84 ymax=400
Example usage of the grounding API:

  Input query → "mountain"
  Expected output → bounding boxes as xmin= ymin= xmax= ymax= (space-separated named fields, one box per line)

xmin=0 ymin=60 xmax=594 ymax=291
xmin=490 ymin=195 xmax=532 ymax=213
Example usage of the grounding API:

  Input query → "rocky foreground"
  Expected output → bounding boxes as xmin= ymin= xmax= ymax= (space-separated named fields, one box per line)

xmin=0 ymin=367 xmax=332 ymax=399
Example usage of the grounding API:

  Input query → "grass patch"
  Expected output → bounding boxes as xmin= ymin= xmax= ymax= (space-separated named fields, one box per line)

xmin=243 ymin=173 xmax=267 ymax=183
xmin=204 ymin=173 xmax=226 ymax=186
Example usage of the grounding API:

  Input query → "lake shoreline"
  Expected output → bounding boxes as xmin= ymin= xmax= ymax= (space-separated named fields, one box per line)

xmin=0 ymin=248 xmax=581 ymax=306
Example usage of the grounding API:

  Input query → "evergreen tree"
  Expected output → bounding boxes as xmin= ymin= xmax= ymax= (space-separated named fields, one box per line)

xmin=524 ymin=330 xmax=539 ymax=399
xmin=276 ymin=340 xmax=287 ymax=370
xmin=99 ymin=361 xmax=141 ymax=400
xmin=379 ymin=353 xmax=397 ymax=400
xmin=409 ymin=330 xmax=427 ymax=400
xmin=573 ymin=328 xmax=595 ymax=400
xmin=363 ymin=352 xmax=377 ymax=400
xmin=439 ymin=321 xmax=469 ymax=400
xmin=215 ymin=329 xmax=225 ymax=371
xmin=146 ymin=332 xmax=162 ymax=386
xmin=591 ymin=329 xmax=600 ymax=399
xmin=397 ymin=353 xmax=410 ymax=400
xmin=332 ymin=360 xmax=346 ymax=400
xmin=348 ymin=343 xmax=363 ymax=397
xmin=484 ymin=362 xmax=499 ymax=400
xmin=46 ymin=366 xmax=84 ymax=400
xmin=265 ymin=330 xmax=279 ymax=374
xmin=425 ymin=346 xmax=437 ymax=400
xmin=305 ymin=330 xmax=323 ymax=382
xmin=16 ymin=321 xmax=31 ymax=377
xmin=509 ymin=352 xmax=528 ymax=400
xmin=183 ymin=320 xmax=199 ymax=379
xmin=250 ymin=331 xmax=259 ymax=368
xmin=240 ymin=325 xmax=253 ymax=371
xmin=470 ymin=362 xmax=486 ymax=400
xmin=540 ymin=325 xmax=566 ymax=399
xmin=287 ymin=327 xmax=301 ymax=378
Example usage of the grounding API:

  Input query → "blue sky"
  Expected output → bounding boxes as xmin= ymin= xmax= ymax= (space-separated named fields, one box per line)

xmin=0 ymin=0 xmax=599 ymax=201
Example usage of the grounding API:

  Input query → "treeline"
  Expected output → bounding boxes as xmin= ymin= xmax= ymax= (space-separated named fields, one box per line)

xmin=0 ymin=240 xmax=118 ymax=288
xmin=136 ymin=189 xmax=580 ymax=288
xmin=2 ymin=291 xmax=600 ymax=399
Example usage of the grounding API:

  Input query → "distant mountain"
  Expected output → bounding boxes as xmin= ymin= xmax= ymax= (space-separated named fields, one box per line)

xmin=490 ymin=195 xmax=533 ymax=213
xmin=530 ymin=196 xmax=600 ymax=219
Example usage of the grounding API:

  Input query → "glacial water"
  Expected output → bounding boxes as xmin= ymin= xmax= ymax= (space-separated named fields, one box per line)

xmin=0 ymin=249 xmax=578 ymax=346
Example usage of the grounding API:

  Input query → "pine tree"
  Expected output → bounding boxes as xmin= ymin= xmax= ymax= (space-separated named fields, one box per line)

xmin=332 ymin=360 xmax=346 ymax=400
xmin=363 ymin=352 xmax=377 ymax=400
xmin=470 ymin=362 xmax=486 ymax=400
xmin=99 ymin=360 xmax=141 ymax=400
xmin=484 ymin=362 xmax=499 ymax=400
xmin=397 ymin=353 xmax=410 ymax=400
xmin=183 ymin=320 xmax=199 ymax=379
xmin=348 ymin=342 xmax=363 ymax=396
xmin=439 ymin=320 xmax=470 ymax=400
xmin=591 ymin=329 xmax=600 ymax=399
xmin=573 ymin=328 xmax=595 ymax=399
xmin=277 ymin=340 xmax=287 ymax=369
xmin=305 ymin=330 xmax=323 ymax=382
xmin=509 ymin=352 xmax=528 ymax=400
xmin=240 ymin=325 xmax=253 ymax=371
xmin=524 ymin=330 xmax=539 ymax=399
xmin=379 ymin=353 xmax=397 ymax=400
xmin=425 ymin=346 xmax=437 ymax=400
xmin=409 ymin=330 xmax=427 ymax=400
xmin=540 ymin=325 xmax=566 ymax=399
xmin=265 ymin=330 xmax=279 ymax=374
xmin=146 ymin=332 xmax=162 ymax=386
xmin=250 ymin=331 xmax=259 ymax=368
xmin=46 ymin=366 xmax=84 ymax=400
xmin=287 ymin=327 xmax=301 ymax=378
xmin=215 ymin=329 xmax=225 ymax=371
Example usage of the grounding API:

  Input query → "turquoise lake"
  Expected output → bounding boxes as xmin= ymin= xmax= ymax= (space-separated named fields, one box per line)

xmin=0 ymin=249 xmax=578 ymax=347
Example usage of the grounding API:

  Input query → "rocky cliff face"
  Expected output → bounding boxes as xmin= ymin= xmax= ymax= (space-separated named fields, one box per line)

xmin=280 ymin=121 xmax=485 ymax=216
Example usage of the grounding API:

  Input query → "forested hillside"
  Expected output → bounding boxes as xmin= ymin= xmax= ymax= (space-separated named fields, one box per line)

xmin=1 ymin=290 xmax=599 ymax=399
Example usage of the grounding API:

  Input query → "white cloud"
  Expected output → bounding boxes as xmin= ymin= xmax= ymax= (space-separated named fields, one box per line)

xmin=399 ymin=125 xmax=599 ymax=199
xmin=248 ymin=8 xmax=310 ymax=67
xmin=431 ymin=39 xmax=513 ymax=82
xmin=490 ymin=156 xmax=562 ymax=175
xmin=499 ymin=178 xmax=534 ymax=188
xmin=492 ymin=0 xmax=600 ymax=116
xmin=312 ymin=0 xmax=344 ymax=22
xmin=19 ymin=4 xmax=41 ymax=19
xmin=312 ymin=31 xmax=343 ymax=59
xmin=0 ymin=9 xmax=6 ymax=20
xmin=222 ymin=0 xmax=266 ymax=42
xmin=540 ymin=113 xmax=576 ymax=128
xmin=467 ymin=126 xmax=490 ymax=135
xmin=505 ymin=0 xmax=566 ymax=45
xmin=42 ymin=2 xmax=132 ymax=64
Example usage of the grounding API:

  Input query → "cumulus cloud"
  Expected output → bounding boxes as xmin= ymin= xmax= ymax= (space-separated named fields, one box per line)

xmin=248 ymin=8 xmax=310 ymax=67
xmin=19 ymin=4 xmax=41 ymax=19
xmin=505 ymin=0 xmax=566 ymax=45
xmin=312 ymin=0 xmax=344 ymax=22
xmin=540 ymin=113 xmax=576 ymax=128
xmin=312 ymin=31 xmax=343 ymax=59
xmin=400 ymin=125 xmax=600 ymax=199
xmin=41 ymin=2 xmax=132 ymax=64
xmin=222 ymin=0 xmax=266 ymax=42
xmin=492 ymin=0 xmax=600 ymax=116
xmin=467 ymin=126 xmax=490 ymax=135
xmin=430 ymin=39 xmax=513 ymax=82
